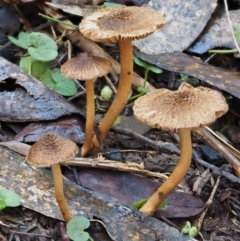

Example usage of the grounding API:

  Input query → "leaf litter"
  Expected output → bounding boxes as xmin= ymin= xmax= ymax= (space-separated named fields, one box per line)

xmin=0 ymin=0 xmax=240 ymax=240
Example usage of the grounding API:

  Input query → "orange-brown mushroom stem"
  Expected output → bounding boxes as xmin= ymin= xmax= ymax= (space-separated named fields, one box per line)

xmin=52 ymin=163 xmax=72 ymax=222
xmin=96 ymin=39 xmax=133 ymax=143
xmin=140 ymin=128 xmax=192 ymax=216
xmin=81 ymin=80 xmax=95 ymax=157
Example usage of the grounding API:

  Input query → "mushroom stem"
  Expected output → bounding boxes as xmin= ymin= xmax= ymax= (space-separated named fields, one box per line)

xmin=51 ymin=163 xmax=72 ymax=222
xmin=139 ymin=128 xmax=192 ymax=216
xmin=97 ymin=39 xmax=133 ymax=143
xmin=81 ymin=79 xmax=95 ymax=157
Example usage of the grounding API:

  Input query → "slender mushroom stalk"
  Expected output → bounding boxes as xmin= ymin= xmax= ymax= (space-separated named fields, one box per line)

xmin=81 ymin=80 xmax=95 ymax=157
xmin=140 ymin=128 xmax=192 ymax=215
xmin=79 ymin=6 xmax=166 ymax=145
xmin=97 ymin=39 xmax=133 ymax=143
xmin=61 ymin=53 xmax=112 ymax=156
xmin=26 ymin=132 xmax=78 ymax=222
xmin=133 ymin=82 xmax=229 ymax=216
xmin=52 ymin=163 xmax=72 ymax=222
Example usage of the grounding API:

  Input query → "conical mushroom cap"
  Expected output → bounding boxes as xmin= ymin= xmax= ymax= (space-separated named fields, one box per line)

xmin=61 ymin=52 xmax=113 ymax=80
xmin=26 ymin=132 xmax=78 ymax=167
xmin=79 ymin=6 xmax=166 ymax=43
xmin=133 ymin=82 xmax=228 ymax=131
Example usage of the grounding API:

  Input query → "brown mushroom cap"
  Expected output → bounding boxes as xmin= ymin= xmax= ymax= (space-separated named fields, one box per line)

xmin=133 ymin=82 xmax=228 ymax=131
xmin=79 ymin=6 xmax=166 ymax=43
xmin=61 ymin=52 xmax=113 ymax=80
xmin=26 ymin=132 xmax=78 ymax=167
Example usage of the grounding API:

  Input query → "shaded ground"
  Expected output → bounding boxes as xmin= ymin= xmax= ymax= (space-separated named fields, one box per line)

xmin=0 ymin=1 xmax=240 ymax=241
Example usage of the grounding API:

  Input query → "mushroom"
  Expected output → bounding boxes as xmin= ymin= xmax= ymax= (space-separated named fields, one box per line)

xmin=26 ymin=132 xmax=78 ymax=222
xmin=79 ymin=6 xmax=166 ymax=144
xmin=133 ymin=82 xmax=228 ymax=215
xmin=61 ymin=52 xmax=112 ymax=156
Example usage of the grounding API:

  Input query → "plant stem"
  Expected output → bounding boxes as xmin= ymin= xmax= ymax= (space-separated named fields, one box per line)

xmin=52 ymin=163 xmax=72 ymax=222
xmin=209 ymin=49 xmax=238 ymax=54
xmin=38 ymin=13 xmax=78 ymax=28
xmin=143 ymin=68 xmax=149 ymax=88
xmin=139 ymin=128 xmax=192 ymax=216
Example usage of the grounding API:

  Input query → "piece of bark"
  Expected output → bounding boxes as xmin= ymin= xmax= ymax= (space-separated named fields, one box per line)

xmin=0 ymin=57 xmax=84 ymax=122
xmin=0 ymin=146 xmax=195 ymax=241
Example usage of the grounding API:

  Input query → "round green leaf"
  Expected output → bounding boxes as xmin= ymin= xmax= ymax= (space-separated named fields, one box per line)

xmin=28 ymin=32 xmax=58 ymax=61
xmin=8 ymin=32 xmax=30 ymax=49
xmin=31 ymin=60 xmax=50 ymax=79
xmin=28 ymin=46 xmax=58 ymax=61
xmin=39 ymin=69 xmax=55 ymax=89
xmin=66 ymin=216 xmax=90 ymax=241
xmin=0 ymin=197 xmax=7 ymax=211
xmin=51 ymin=68 xmax=77 ymax=96
xmin=0 ymin=188 xmax=20 ymax=207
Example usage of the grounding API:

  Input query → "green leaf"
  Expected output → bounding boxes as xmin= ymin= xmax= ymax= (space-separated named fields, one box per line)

xmin=20 ymin=57 xmax=55 ymax=87
xmin=159 ymin=199 xmax=167 ymax=208
xmin=100 ymin=85 xmax=113 ymax=100
xmin=28 ymin=32 xmax=58 ymax=61
xmin=39 ymin=69 xmax=55 ymax=88
xmin=51 ymin=68 xmax=77 ymax=96
xmin=148 ymin=65 xmax=163 ymax=74
xmin=30 ymin=59 xmax=50 ymax=79
xmin=181 ymin=221 xmax=191 ymax=234
xmin=189 ymin=226 xmax=198 ymax=238
xmin=137 ymin=86 xmax=149 ymax=94
xmin=66 ymin=216 xmax=90 ymax=241
xmin=20 ymin=56 xmax=32 ymax=73
xmin=235 ymin=28 xmax=240 ymax=43
xmin=134 ymin=56 xmax=162 ymax=74
xmin=0 ymin=188 xmax=20 ymax=207
xmin=133 ymin=56 xmax=148 ymax=68
xmin=132 ymin=198 xmax=166 ymax=209
xmin=0 ymin=197 xmax=6 ymax=210
xmin=113 ymin=116 xmax=121 ymax=126
xmin=8 ymin=32 xmax=30 ymax=49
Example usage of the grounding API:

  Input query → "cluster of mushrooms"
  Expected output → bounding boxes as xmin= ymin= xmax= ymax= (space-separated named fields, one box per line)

xmin=26 ymin=5 xmax=229 ymax=222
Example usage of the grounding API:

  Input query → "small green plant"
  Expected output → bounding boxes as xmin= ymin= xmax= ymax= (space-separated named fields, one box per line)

xmin=8 ymin=32 xmax=77 ymax=96
xmin=131 ymin=198 xmax=166 ymax=210
xmin=133 ymin=56 xmax=163 ymax=89
xmin=100 ymin=85 xmax=113 ymax=101
xmin=181 ymin=221 xmax=198 ymax=238
xmin=128 ymin=56 xmax=163 ymax=102
xmin=66 ymin=216 xmax=94 ymax=241
xmin=0 ymin=188 xmax=20 ymax=210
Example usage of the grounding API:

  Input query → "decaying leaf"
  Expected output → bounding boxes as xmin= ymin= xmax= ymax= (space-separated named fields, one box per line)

xmin=46 ymin=2 xmax=99 ymax=17
xmin=0 ymin=147 xmax=195 ymax=241
xmin=0 ymin=57 xmax=84 ymax=122
xmin=134 ymin=0 xmax=217 ymax=54
xmin=13 ymin=118 xmax=85 ymax=144
xmin=135 ymin=50 xmax=240 ymax=99
xmin=189 ymin=9 xmax=240 ymax=54
xmin=74 ymin=168 xmax=206 ymax=218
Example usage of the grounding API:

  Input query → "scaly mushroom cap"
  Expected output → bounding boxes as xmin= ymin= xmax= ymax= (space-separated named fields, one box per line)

xmin=79 ymin=6 xmax=166 ymax=43
xmin=133 ymin=82 xmax=228 ymax=131
xmin=26 ymin=132 xmax=78 ymax=167
xmin=61 ymin=52 xmax=113 ymax=80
